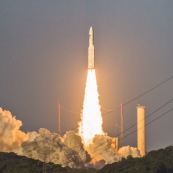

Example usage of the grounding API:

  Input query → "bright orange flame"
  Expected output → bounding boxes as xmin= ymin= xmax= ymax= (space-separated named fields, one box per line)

xmin=78 ymin=69 xmax=104 ymax=146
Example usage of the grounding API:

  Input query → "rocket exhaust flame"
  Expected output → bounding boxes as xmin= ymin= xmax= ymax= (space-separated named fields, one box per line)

xmin=78 ymin=69 xmax=104 ymax=146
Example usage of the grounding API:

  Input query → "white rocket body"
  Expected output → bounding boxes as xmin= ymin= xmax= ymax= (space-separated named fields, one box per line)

xmin=137 ymin=105 xmax=146 ymax=157
xmin=88 ymin=27 xmax=95 ymax=69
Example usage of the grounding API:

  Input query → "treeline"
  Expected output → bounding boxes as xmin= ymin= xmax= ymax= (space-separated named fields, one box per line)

xmin=99 ymin=146 xmax=173 ymax=173
xmin=0 ymin=152 xmax=97 ymax=173
xmin=1 ymin=146 xmax=173 ymax=173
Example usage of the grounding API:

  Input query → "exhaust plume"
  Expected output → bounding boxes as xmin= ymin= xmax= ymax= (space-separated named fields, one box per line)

xmin=78 ymin=70 xmax=104 ymax=146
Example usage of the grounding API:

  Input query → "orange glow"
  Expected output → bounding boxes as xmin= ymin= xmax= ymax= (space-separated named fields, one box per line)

xmin=78 ymin=69 xmax=104 ymax=146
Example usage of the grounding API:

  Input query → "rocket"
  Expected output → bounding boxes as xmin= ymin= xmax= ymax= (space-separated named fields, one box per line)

xmin=88 ymin=27 xmax=95 ymax=69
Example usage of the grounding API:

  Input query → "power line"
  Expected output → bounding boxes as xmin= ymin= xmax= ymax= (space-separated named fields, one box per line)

xmin=63 ymin=75 xmax=173 ymax=116
xmin=123 ymin=75 xmax=173 ymax=107
xmin=61 ymin=105 xmax=81 ymax=115
xmin=116 ymin=99 xmax=173 ymax=138
xmin=61 ymin=74 xmax=173 ymax=133
xmin=56 ymin=73 xmax=173 ymax=134
xmin=62 ymin=96 xmax=169 ymax=133
xmin=103 ymin=74 xmax=173 ymax=117
xmin=119 ymin=107 xmax=173 ymax=141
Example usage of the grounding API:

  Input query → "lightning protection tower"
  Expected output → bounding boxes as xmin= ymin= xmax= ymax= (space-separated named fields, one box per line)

xmin=137 ymin=104 xmax=146 ymax=156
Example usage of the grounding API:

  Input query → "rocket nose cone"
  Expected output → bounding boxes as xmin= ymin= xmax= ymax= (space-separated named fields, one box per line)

xmin=89 ymin=26 xmax=93 ymax=35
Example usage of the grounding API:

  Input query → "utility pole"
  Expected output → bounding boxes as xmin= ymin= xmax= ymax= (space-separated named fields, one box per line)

xmin=58 ymin=101 xmax=61 ymax=135
xmin=120 ymin=101 xmax=124 ymax=147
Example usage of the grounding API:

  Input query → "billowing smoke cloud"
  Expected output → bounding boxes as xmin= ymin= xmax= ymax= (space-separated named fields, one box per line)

xmin=118 ymin=146 xmax=140 ymax=158
xmin=87 ymin=135 xmax=121 ymax=165
xmin=20 ymin=129 xmax=91 ymax=168
xmin=19 ymin=131 xmax=140 ymax=168
xmin=0 ymin=108 xmax=28 ymax=152
xmin=0 ymin=107 xmax=141 ymax=168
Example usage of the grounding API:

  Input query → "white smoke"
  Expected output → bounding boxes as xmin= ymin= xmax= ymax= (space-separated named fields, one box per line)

xmin=87 ymin=134 xmax=121 ymax=165
xmin=63 ymin=131 xmax=91 ymax=164
xmin=0 ymin=107 xmax=141 ymax=168
xmin=118 ymin=146 xmax=140 ymax=158
xmin=20 ymin=128 xmax=91 ymax=168
xmin=19 ymin=132 xmax=140 ymax=168
xmin=0 ymin=107 xmax=28 ymax=152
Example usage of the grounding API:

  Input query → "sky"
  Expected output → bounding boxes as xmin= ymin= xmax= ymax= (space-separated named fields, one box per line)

xmin=0 ymin=0 xmax=173 ymax=152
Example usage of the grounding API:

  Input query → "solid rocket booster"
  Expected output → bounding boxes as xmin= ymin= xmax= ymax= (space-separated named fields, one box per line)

xmin=88 ymin=27 xmax=95 ymax=69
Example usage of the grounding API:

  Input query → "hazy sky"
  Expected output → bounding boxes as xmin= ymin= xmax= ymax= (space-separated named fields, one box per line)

xmin=1 ymin=1 xmax=173 ymax=151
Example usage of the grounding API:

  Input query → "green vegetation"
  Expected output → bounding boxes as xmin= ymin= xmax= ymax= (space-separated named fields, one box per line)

xmin=0 ymin=152 xmax=98 ymax=173
xmin=1 ymin=146 xmax=173 ymax=173
xmin=99 ymin=146 xmax=173 ymax=173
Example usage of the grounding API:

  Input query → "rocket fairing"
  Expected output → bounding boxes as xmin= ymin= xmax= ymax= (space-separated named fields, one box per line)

xmin=88 ymin=27 xmax=95 ymax=69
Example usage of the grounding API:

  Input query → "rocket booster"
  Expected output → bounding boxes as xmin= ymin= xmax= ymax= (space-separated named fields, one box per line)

xmin=88 ymin=27 xmax=95 ymax=69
